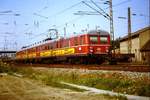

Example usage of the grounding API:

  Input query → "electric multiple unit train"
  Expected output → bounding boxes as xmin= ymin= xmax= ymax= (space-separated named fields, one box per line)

xmin=16 ymin=30 xmax=111 ymax=64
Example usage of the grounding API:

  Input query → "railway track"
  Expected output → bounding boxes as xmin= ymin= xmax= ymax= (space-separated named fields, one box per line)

xmin=13 ymin=63 xmax=150 ymax=72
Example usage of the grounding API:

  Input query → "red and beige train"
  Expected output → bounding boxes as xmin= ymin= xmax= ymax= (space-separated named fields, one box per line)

xmin=16 ymin=30 xmax=111 ymax=64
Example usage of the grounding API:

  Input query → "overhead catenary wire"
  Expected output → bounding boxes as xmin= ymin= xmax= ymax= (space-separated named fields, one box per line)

xmin=24 ymin=1 xmax=85 ymax=40
xmin=33 ymin=13 xmax=48 ymax=19
xmin=90 ymin=0 xmax=110 ymax=18
xmin=29 ymin=15 xmax=84 ymax=40
xmin=37 ymin=0 xmax=49 ymax=13
xmin=0 ymin=10 xmax=13 ymax=13
xmin=1 ymin=0 xmax=132 ymax=37
xmin=82 ymin=1 xmax=109 ymax=20
xmin=19 ymin=0 xmax=133 ymax=44
xmin=48 ymin=1 xmax=83 ymax=18
xmin=56 ymin=16 xmax=84 ymax=29
xmin=23 ymin=0 xmax=131 ymax=41
xmin=20 ymin=1 xmax=83 ymax=36
xmin=74 ymin=0 xmax=132 ymax=15
xmin=105 ymin=0 xmax=131 ymax=9
xmin=23 ymin=1 xmax=91 ymax=33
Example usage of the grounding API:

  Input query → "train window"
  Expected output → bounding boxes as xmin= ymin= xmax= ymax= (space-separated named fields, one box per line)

xmin=74 ymin=37 xmax=78 ymax=46
xmin=36 ymin=47 xmax=40 ymax=52
xmin=100 ymin=36 xmax=108 ymax=44
xmin=49 ymin=44 xmax=53 ymax=49
xmin=44 ymin=46 xmax=47 ymax=50
xmin=47 ymin=45 xmax=49 ymax=50
xmin=52 ymin=42 xmax=57 ymax=49
xmin=90 ymin=36 xmax=98 ymax=44
xmin=46 ymin=45 xmax=49 ymax=50
xmin=59 ymin=39 xmax=64 ymax=48
xmin=42 ymin=46 xmax=45 ymax=50
xmin=63 ymin=39 xmax=69 ymax=47
xmin=80 ymin=36 xmax=85 ymax=45
xmin=40 ymin=46 xmax=42 ymax=51
xmin=33 ymin=48 xmax=36 ymax=52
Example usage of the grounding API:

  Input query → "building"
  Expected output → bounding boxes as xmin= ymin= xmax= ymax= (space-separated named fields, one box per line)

xmin=140 ymin=39 xmax=150 ymax=65
xmin=0 ymin=51 xmax=16 ymax=60
xmin=119 ymin=26 xmax=150 ymax=64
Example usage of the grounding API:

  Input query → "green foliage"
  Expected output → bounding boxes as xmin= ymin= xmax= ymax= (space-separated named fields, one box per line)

xmin=0 ymin=62 xmax=150 ymax=97
xmin=0 ymin=60 xmax=11 ymax=73
xmin=136 ymin=85 xmax=150 ymax=97
xmin=103 ymin=94 xmax=127 ymax=100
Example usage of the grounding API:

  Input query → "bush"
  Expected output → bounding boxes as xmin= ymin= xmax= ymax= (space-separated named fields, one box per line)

xmin=0 ymin=60 xmax=10 ymax=73
xmin=136 ymin=85 xmax=150 ymax=97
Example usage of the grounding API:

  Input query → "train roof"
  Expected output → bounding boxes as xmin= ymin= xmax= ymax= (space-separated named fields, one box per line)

xmin=87 ymin=29 xmax=109 ymax=35
xmin=66 ymin=29 xmax=109 ymax=38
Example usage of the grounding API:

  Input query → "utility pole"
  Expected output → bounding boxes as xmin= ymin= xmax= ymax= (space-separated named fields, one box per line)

xmin=128 ymin=7 xmax=132 ymax=54
xmin=109 ymin=0 xmax=114 ymax=41
xmin=118 ymin=7 xmax=132 ymax=54
xmin=3 ymin=36 xmax=8 ymax=57
xmin=4 ymin=36 xmax=8 ymax=51
xmin=109 ymin=0 xmax=115 ymax=54
xmin=64 ymin=27 xmax=66 ymax=38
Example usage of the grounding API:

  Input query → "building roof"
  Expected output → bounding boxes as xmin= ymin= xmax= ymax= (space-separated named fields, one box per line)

xmin=119 ymin=26 xmax=150 ymax=42
xmin=140 ymin=40 xmax=150 ymax=52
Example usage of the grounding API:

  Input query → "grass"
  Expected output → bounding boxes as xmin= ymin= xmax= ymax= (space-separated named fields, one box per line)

xmin=0 ymin=61 xmax=85 ymax=92
xmin=0 ymin=60 xmax=150 ymax=97
xmin=102 ymin=94 xmax=127 ymax=100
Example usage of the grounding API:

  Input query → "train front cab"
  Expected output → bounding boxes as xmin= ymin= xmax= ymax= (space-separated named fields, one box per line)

xmin=68 ymin=31 xmax=110 ymax=64
xmin=86 ymin=33 xmax=110 ymax=64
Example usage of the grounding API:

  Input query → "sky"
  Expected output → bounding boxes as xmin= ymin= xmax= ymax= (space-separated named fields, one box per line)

xmin=0 ymin=0 xmax=149 ymax=50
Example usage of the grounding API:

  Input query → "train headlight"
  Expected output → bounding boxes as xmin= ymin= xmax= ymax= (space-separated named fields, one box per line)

xmin=89 ymin=47 xmax=93 ymax=53
xmin=79 ymin=47 xmax=82 ymax=51
xmin=90 ymin=49 xmax=93 ymax=52
xmin=97 ymin=48 xmax=101 ymax=51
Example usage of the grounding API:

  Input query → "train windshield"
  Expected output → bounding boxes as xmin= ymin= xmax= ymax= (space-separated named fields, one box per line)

xmin=100 ymin=36 xmax=108 ymax=44
xmin=90 ymin=36 xmax=98 ymax=44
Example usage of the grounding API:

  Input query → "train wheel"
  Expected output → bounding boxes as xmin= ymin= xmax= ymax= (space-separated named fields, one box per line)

xmin=96 ymin=58 xmax=105 ymax=65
